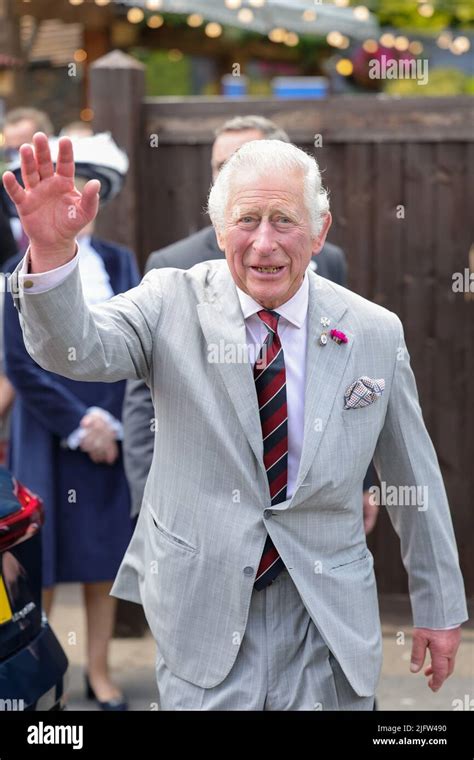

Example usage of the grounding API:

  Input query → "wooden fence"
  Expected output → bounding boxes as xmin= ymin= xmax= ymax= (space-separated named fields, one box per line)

xmin=90 ymin=52 xmax=474 ymax=597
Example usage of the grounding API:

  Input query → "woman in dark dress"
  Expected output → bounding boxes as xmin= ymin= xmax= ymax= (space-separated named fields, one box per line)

xmin=3 ymin=134 xmax=138 ymax=709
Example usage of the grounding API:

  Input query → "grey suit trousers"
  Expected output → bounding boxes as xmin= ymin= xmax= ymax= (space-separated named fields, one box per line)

xmin=155 ymin=569 xmax=375 ymax=711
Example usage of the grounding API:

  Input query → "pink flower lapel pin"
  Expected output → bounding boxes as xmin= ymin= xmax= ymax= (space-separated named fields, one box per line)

xmin=329 ymin=329 xmax=348 ymax=345
xmin=319 ymin=325 xmax=349 ymax=346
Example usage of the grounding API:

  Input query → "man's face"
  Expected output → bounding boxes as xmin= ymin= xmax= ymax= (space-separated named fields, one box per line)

xmin=4 ymin=119 xmax=38 ymax=151
xmin=217 ymin=168 xmax=331 ymax=310
xmin=211 ymin=129 xmax=264 ymax=180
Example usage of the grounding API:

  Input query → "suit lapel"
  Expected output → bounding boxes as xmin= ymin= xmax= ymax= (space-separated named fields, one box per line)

xmin=292 ymin=271 xmax=354 ymax=502
xmin=196 ymin=265 xmax=268 ymax=487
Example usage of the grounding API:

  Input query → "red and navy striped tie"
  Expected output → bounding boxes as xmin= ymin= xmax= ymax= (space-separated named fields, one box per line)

xmin=253 ymin=309 xmax=287 ymax=590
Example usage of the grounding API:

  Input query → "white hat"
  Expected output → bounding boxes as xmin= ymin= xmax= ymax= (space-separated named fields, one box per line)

xmin=2 ymin=132 xmax=129 ymax=217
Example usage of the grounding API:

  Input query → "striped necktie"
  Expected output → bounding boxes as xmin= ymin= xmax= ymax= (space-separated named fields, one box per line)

xmin=253 ymin=309 xmax=287 ymax=590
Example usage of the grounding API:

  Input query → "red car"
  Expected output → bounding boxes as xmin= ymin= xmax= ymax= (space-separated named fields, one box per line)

xmin=0 ymin=466 xmax=68 ymax=710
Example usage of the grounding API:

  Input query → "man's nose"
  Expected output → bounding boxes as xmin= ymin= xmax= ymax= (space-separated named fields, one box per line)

xmin=252 ymin=219 xmax=276 ymax=254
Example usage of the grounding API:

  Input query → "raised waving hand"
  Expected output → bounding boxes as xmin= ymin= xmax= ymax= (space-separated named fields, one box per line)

xmin=2 ymin=132 xmax=100 ymax=272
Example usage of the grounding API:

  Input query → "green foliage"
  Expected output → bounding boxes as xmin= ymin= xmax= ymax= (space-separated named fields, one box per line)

xmin=384 ymin=66 xmax=474 ymax=95
xmin=131 ymin=48 xmax=191 ymax=96
xmin=354 ymin=0 xmax=474 ymax=29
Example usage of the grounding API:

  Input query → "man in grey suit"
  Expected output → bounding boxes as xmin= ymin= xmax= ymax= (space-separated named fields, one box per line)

xmin=123 ymin=116 xmax=348 ymax=517
xmin=4 ymin=133 xmax=467 ymax=710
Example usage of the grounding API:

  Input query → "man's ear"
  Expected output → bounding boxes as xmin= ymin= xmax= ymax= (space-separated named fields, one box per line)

xmin=215 ymin=227 xmax=226 ymax=252
xmin=311 ymin=212 xmax=332 ymax=255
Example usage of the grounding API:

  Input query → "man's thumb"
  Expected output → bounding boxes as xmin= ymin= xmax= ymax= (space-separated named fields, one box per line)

xmin=410 ymin=634 xmax=427 ymax=672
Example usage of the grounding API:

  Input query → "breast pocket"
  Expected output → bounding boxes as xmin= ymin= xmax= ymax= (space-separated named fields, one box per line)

xmin=341 ymin=399 xmax=384 ymax=428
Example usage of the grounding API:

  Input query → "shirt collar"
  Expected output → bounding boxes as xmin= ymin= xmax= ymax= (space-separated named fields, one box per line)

xmin=236 ymin=271 xmax=309 ymax=329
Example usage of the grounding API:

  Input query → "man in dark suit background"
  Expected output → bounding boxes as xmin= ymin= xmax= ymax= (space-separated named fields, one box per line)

xmin=122 ymin=116 xmax=352 ymax=516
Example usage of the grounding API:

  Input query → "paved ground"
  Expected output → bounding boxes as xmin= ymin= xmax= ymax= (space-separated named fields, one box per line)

xmin=49 ymin=584 xmax=473 ymax=712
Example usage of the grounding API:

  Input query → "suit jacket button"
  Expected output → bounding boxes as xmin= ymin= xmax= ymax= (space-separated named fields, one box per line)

xmin=243 ymin=566 xmax=254 ymax=577
xmin=23 ymin=279 xmax=34 ymax=289
xmin=263 ymin=509 xmax=272 ymax=519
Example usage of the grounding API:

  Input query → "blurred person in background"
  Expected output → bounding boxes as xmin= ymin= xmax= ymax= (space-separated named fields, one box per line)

xmin=0 ymin=206 xmax=17 ymax=440
xmin=0 ymin=203 xmax=16 ymax=267
xmin=2 ymin=132 xmax=137 ymax=710
xmin=2 ymin=108 xmax=54 ymax=257
xmin=0 ymin=109 xmax=53 ymax=464
xmin=0 ymin=285 xmax=15 ymax=465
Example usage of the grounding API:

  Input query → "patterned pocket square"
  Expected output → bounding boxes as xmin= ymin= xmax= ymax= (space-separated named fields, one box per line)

xmin=344 ymin=376 xmax=385 ymax=409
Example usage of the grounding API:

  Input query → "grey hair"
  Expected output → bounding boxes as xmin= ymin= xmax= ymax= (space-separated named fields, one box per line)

xmin=214 ymin=115 xmax=290 ymax=143
xmin=207 ymin=139 xmax=330 ymax=237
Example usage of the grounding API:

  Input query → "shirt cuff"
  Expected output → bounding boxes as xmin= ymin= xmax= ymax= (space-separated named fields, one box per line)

xmin=19 ymin=244 xmax=79 ymax=294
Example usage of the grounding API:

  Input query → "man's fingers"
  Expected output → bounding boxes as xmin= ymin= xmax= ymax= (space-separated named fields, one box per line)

xmin=2 ymin=170 xmax=26 ymax=206
xmin=79 ymin=179 xmax=101 ymax=221
xmin=427 ymin=654 xmax=449 ymax=692
xmin=19 ymin=144 xmax=40 ymax=190
xmin=55 ymin=136 xmax=75 ymax=180
xmin=410 ymin=634 xmax=428 ymax=672
xmin=33 ymin=132 xmax=54 ymax=180
xmin=446 ymin=656 xmax=456 ymax=678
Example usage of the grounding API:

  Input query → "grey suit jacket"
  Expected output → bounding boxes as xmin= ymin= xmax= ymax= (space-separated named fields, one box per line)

xmin=12 ymin=258 xmax=467 ymax=696
xmin=123 ymin=227 xmax=347 ymax=515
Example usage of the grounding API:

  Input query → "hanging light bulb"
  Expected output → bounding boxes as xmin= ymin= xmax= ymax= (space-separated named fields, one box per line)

xmin=147 ymin=15 xmax=164 ymax=28
xmin=380 ymin=33 xmax=395 ymax=48
xmin=394 ymin=36 xmax=409 ymax=51
xmin=187 ymin=14 xmax=203 ymax=28
xmin=418 ymin=3 xmax=434 ymax=17
xmin=437 ymin=31 xmax=452 ymax=49
xmin=336 ymin=58 xmax=353 ymax=76
xmin=353 ymin=6 xmax=369 ymax=21
xmin=205 ymin=22 xmax=223 ymax=38
xmin=284 ymin=32 xmax=299 ymax=47
xmin=327 ymin=31 xmax=344 ymax=47
xmin=238 ymin=8 xmax=254 ymax=23
xmin=268 ymin=28 xmax=286 ymax=43
xmin=127 ymin=8 xmax=145 ymax=23
xmin=362 ymin=39 xmax=378 ymax=54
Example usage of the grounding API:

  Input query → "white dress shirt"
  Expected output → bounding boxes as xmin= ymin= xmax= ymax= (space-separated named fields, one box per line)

xmin=76 ymin=234 xmax=114 ymax=305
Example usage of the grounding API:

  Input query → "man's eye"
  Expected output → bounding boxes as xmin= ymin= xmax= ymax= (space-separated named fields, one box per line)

xmin=240 ymin=216 xmax=255 ymax=224
xmin=275 ymin=216 xmax=292 ymax=224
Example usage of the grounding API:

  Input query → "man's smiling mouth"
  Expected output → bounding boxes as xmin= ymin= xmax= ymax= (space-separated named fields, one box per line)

xmin=250 ymin=265 xmax=285 ymax=274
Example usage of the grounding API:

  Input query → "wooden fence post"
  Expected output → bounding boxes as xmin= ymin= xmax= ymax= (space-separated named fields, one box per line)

xmin=90 ymin=52 xmax=149 ymax=637
xmin=89 ymin=50 xmax=145 ymax=264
